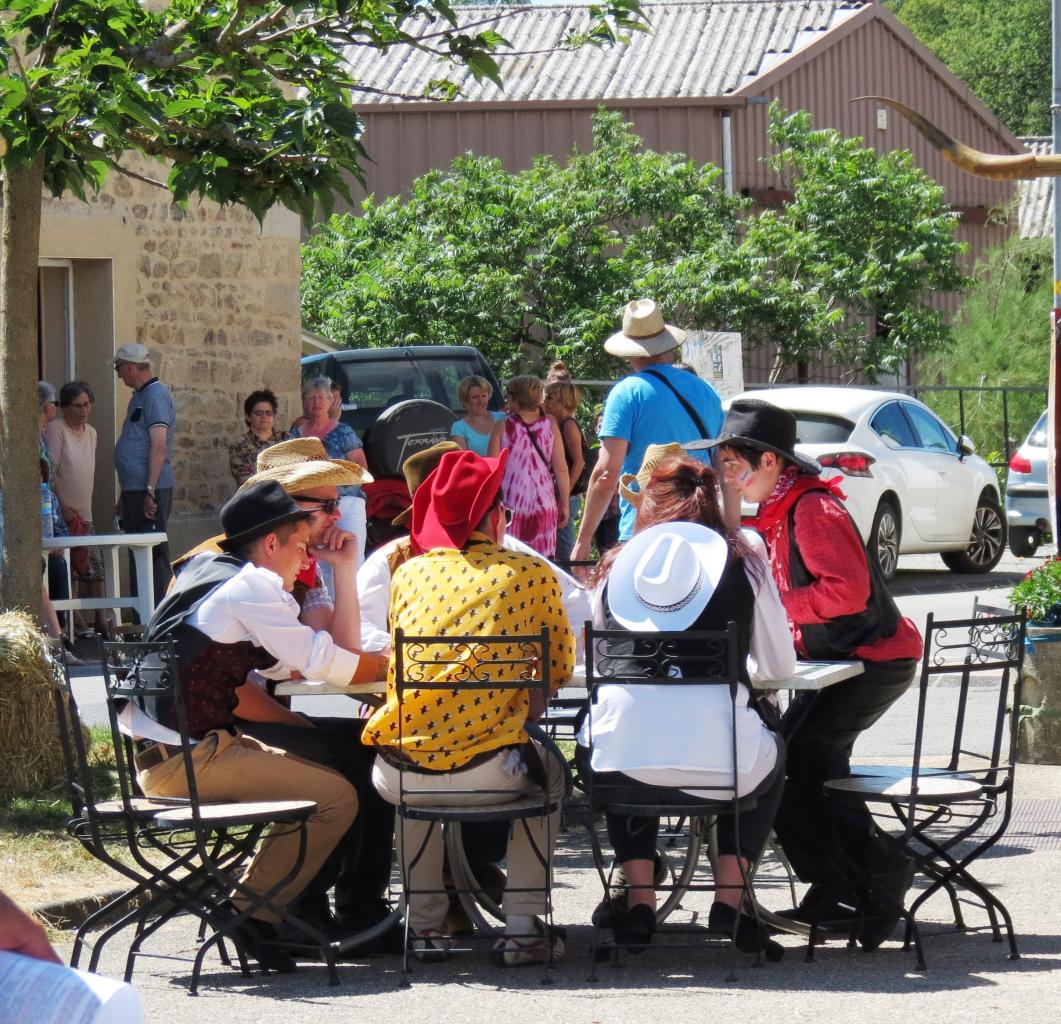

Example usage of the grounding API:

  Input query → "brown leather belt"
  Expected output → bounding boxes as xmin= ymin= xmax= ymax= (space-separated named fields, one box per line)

xmin=134 ymin=742 xmax=181 ymax=771
xmin=375 ymin=744 xmax=518 ymax=775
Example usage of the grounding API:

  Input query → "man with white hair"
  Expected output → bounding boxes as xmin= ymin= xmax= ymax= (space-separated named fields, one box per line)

xmin=113 ymin=342 xmax=176 ymax=603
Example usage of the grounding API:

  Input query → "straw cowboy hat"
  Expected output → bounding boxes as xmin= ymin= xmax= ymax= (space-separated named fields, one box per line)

xmin=410 ymin=448 xmax=509 ymax=551
xmin=606 ymin=521 xmax=730 ymax=631
xmin=392 ymin=440 xmax=461 ymax=527
xmin=240 ymin=436 xmax=372 ymax=493
xmin=618 ymin=442 xmax=687 ymax=506
xmin=603 ymin=299 xmax=688 ymax=359
xmin=696 ymin=399 xmax=821 ymax=476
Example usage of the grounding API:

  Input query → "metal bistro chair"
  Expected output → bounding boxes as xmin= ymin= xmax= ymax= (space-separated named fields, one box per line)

xmin=580 ymin=622 xmax=771 ymax=977
xmin=823 ymin=606 xmax=1027 ymax=969
xmin=100 ymin=639 xmax=328 ymax=993
xmin=389 ymin=626 xmax=569 ymax=985
xmin=48 ymin=637 xmax=219 ymax=978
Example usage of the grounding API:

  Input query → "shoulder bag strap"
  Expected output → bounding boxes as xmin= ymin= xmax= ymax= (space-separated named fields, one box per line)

xmin=517 ymin=416 xmax=554 ymax=475
xmin=642 ymin=368 xmax=709 ymax=438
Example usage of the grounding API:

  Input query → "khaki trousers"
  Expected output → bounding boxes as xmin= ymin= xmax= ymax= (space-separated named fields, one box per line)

xmin=372 ymin=741 xmax=565 ymax=932
xmin=138 ymin=729 xmax=358 ymax=923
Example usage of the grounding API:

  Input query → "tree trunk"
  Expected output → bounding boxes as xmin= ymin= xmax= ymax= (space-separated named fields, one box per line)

xmin=0 ymin=157 xmax=46 ymax=614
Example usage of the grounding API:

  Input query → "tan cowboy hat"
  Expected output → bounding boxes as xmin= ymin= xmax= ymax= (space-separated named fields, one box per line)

xmin=618 ymin=442 xmax=687 ymax=506
xmin=239 ymin=435 xmax=372 ymax=493
xmin=603 ymin=299 xmax=687 ymax=359
xmin=392 ymin=440 xmax=461 ymax=526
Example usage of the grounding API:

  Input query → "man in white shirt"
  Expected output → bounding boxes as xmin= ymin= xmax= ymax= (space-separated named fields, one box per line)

xmin=137 ymin=481 xmax=385 ymax=971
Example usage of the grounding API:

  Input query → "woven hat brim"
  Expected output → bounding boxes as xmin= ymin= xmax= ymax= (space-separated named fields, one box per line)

xmin=238 ymin=459 xmax=371 ymax=494
xmin=603 ymin=324 xmax=687 ymax=359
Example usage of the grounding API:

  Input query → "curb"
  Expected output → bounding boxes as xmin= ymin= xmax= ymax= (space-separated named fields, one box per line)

xmin=32 ymin=889 xmax=129 ymax=930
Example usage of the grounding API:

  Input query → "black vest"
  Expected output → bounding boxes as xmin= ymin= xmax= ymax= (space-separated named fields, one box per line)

xmin=141 ymin=554 xmax=276 ymax=737
xmin=788 ymin=492 xmax=900 ymax=660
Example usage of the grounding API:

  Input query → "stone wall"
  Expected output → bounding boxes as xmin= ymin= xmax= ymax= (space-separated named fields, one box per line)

xmin=39 ymin=156 xmax=303 ymax=552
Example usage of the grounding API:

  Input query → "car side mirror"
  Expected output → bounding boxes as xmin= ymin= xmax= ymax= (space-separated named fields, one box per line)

xmin=958 ymin=435 xmax=976 ymax=458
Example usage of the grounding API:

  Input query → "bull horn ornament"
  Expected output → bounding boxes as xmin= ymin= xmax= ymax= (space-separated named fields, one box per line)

xmin=855 ymin=96 xmax=1061 ymax=180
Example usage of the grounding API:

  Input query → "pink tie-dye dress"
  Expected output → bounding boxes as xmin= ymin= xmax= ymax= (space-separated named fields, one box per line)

xmin=501 ymin=414 xmax=558 ymax=558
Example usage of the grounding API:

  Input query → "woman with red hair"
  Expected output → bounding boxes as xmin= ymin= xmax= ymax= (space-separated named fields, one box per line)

xmin=578 ymin=454 xmax=796 ymax=957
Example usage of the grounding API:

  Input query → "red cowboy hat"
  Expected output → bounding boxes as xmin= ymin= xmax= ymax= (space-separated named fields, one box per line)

xmin=410 ymin=448 xmax=509 ymax=551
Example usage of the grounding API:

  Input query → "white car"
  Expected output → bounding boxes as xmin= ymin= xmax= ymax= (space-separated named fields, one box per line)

xmin=729 ymin=388 xmax=1006 ymax=580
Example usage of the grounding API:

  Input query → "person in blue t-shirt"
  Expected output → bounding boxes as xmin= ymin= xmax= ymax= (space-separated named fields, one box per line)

xmin=571 ymin=299 xmax=724 ymax=559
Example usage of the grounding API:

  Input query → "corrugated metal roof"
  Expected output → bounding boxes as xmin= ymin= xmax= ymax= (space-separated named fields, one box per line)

xmin=346 ymin=0 xmax=868 ymax=104
xmin=1017 ymin=137 xmax=1053 ymax=239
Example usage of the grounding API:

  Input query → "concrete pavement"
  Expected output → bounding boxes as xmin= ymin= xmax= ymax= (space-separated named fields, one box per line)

xmin=52 ymin=545 xmax=1061 ymax=1019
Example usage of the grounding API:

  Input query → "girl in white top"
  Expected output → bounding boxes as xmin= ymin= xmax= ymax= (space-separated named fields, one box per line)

xmin=577 ymin=454 xmax=796 ymax=957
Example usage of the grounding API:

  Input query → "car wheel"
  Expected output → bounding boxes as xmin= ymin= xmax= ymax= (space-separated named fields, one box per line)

xmin=941 ymin=494 xmax=1007 ymax=574
xmin=1008 ymin=526 xmax=1041 ymax=559
xmin=869 ymin=499 xmax=900 ymax=581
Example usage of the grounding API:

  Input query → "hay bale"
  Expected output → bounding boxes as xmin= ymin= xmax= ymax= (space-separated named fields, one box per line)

xmin=0 ymin=610 xmax=66 ymax=794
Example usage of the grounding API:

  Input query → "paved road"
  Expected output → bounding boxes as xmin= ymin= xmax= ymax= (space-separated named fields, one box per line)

xmin=57 ymin=544 xmax=1061 ymax=1020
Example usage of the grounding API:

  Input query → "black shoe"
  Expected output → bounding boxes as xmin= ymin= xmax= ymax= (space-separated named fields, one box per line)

xmin=708 ymin=903 xmax=784 ymax=962
xmin=285 ymin=898 xmax=341 ymax=941
xmin=591 ymin=890 xmax=629 ymax=929
xmin=612 ymin=903 xmax=656 ymax=953
xmin=858 ymin=857 xmax=916 ymax=951
xmin=219 ymin=903 xmax=298 ymax=974
xmin=335 ymin=899 xmax=405 ymax=956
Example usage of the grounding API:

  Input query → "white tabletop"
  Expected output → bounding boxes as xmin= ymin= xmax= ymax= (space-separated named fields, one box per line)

xmin=273 ymin=658 xmax=864 ymax=699
xmin=43 ymin=531 xmax=168 ymax=549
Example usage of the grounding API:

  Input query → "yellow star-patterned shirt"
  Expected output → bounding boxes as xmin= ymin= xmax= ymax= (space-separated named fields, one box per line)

xmin=362 ymin=536 xmax=576 ymax=770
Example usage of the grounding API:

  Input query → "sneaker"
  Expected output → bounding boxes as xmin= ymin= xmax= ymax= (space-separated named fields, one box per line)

xmin=708 ymin=902 xmax=784 ymax=962
xmin=491 ymin=919 xmax=565 ymax=967
xmin=218 ymin=902 xmax=298 ymax=974
xmin=591 ymin=890 xmax=628 ymax=929
xmin=411 ymin=929 xmax=451 ymax=962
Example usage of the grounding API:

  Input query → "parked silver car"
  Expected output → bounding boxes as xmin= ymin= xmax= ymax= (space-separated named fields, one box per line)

xmin=1005 ymin=410 xmax=1050 ymax=557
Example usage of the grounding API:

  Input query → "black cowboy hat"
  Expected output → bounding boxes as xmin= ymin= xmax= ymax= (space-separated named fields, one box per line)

xmin=219 ymin=480 xmax=315 ymax=552
xmin=696 ymin=398 xmax=821 ymax=475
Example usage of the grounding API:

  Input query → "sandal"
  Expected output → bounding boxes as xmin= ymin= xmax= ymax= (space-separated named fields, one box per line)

xmin=491 ymin=919 xmax=565 ymax=967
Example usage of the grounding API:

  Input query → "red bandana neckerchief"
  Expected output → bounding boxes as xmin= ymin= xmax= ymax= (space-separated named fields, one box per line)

xmin=745 ymin=467 xmax=847 ymax=534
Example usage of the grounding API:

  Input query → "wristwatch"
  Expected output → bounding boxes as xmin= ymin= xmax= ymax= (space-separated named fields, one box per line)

xmin=146 ymin=485 xmax=156 ymax=497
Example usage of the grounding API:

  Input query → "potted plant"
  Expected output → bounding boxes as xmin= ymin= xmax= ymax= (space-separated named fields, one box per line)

xmin=1009 ymin=557 xmax=1061 ymax=763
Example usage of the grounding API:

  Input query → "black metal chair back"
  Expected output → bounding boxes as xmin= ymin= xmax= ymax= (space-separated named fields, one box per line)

xmin=584 ymin=622 xmax=743 ymax=811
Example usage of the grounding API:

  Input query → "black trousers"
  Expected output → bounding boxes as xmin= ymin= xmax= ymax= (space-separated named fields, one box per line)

xmin=119 ymin=488 xmax=173 ymax=612
xmin=772 ymin=657 xmax=918 ymax=888
xmin=237 ymin=715 xmax=394 ymax=921
xmin=576 ymin=745 xmax=785 ymax=865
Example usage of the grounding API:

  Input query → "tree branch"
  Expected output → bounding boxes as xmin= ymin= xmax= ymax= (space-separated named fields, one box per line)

xmin=101 ymin=156 xmax=170 ymax=190
xmin=234 ymin=4 xmax=295 ymax=48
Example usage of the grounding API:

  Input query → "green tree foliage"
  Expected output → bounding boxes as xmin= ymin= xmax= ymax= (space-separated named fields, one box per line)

xmin=301 ymin=110 xmax=748 ymax=379
xmin=302 ymin=106 xmax=968 ymax=385
xmin=0 ymin=0 xmax=646 ymax=613
xmin=917 ymin=236 xmax=1050 ymax=456
xmin=885 ymin=0 xmax=1050 ymax=136
xmin=737 ymin=107 xmax=968 ymax=382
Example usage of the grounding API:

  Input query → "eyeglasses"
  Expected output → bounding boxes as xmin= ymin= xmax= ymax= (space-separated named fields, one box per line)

xmin=293 ymin=497 xmax=340 ymax=515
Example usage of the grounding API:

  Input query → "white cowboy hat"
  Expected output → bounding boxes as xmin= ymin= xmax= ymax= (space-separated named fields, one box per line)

xmin=603 ymin=299 xmax=688 ymax=359
xmin=606 ymin=521 xmax=729 ymax=631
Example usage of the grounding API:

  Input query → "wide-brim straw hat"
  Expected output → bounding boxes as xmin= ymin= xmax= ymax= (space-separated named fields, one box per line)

xmin=618 ymin=442 xmax=688 ymax=506
xmin=694 ymin=398 xmax=821 ymax=476
xmin=392 ymin=440 xmax=462 ymax=527
xmin=606 ymin=521 xmax=729 ymax=631
xmin=239 ymin=435 xmax=372 ymax=493
xmin=604 ymin=299 xmax=687 ymax=359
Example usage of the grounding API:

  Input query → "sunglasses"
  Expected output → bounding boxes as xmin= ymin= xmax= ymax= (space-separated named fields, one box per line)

xmin=293 ymin=497 xmax=340 ymax=515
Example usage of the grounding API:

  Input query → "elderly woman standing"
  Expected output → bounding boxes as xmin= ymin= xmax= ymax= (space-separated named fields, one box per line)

xmin=228 ymin=388 xmax=291 ymax=487
xmin=450 ymin=375 xmax=504 ymax=456
xmin=46 ymin=382 xmax=113 ymax=638
xmin=292 ymin=376 xmax=369 ymax=567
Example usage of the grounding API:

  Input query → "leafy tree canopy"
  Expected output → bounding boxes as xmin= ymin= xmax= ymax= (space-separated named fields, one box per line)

xmin=302 ymin=105 xmax=968 ymax=383
xmin=885 ymin=0 xmax=1050 ymax=136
